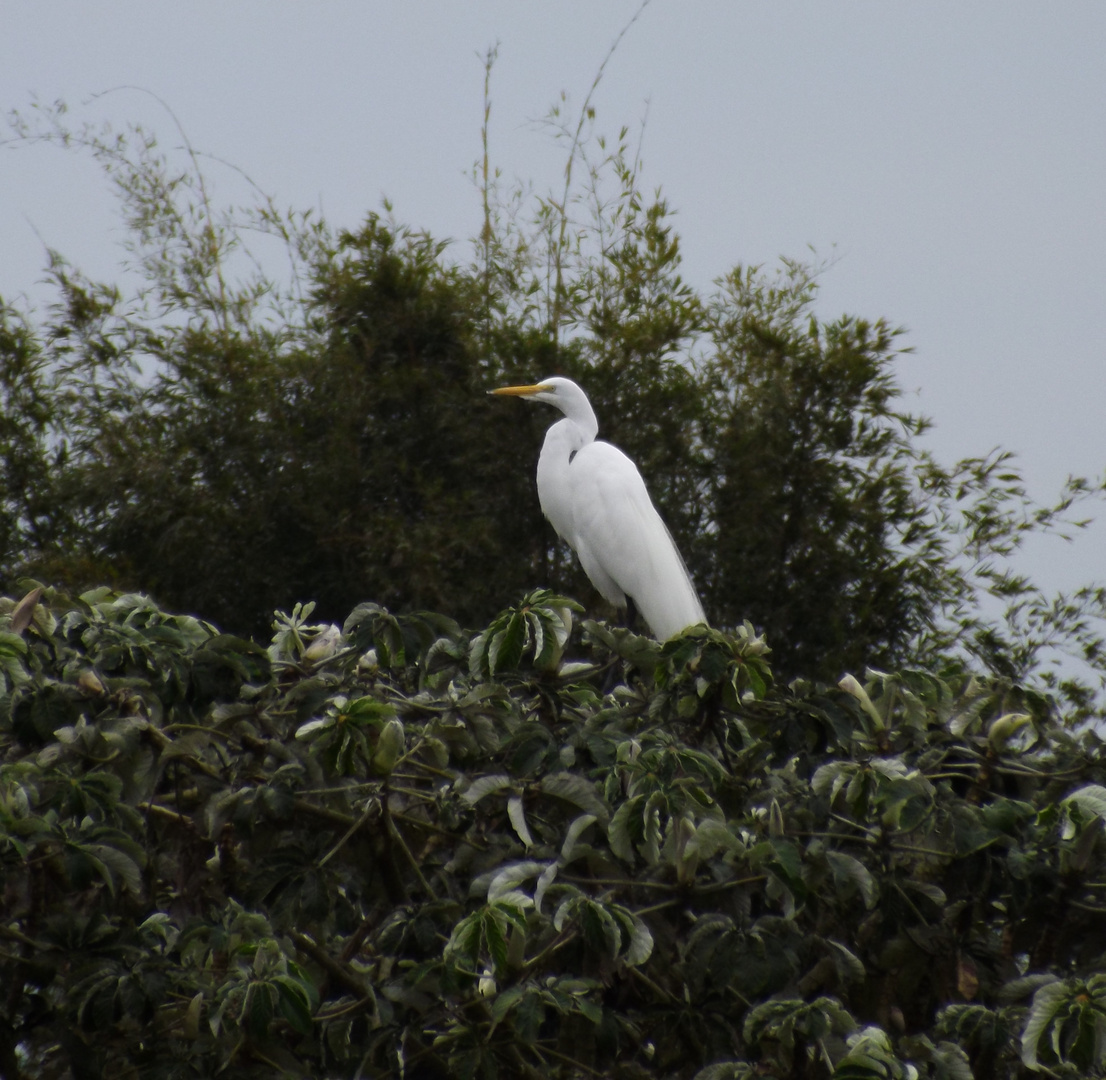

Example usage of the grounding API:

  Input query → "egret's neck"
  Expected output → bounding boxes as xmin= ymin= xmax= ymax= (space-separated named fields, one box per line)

xmin=555 ymin=388 xmax=599 ymax=444
xmin=535 ymin=417 xmax=587 ymax=542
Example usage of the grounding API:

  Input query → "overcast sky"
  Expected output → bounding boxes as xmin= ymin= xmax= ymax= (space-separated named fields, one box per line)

xmin=3 ymin=1 xmax=1104 ymax=600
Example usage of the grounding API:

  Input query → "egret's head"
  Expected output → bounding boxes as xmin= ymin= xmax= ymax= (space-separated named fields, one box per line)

xmin=490 ymin=378 xmax=562 ymax=405
xmin=489 ymin=377 xmax=595 ymax=431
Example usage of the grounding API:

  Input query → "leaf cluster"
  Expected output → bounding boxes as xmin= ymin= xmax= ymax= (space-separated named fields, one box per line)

xmin=3 ymin=584 xmax=1106 ymax=1078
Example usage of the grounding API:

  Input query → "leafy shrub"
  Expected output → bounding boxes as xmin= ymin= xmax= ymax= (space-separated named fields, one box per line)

xmin=2 ymin=583 xmax=1106 ymax=1078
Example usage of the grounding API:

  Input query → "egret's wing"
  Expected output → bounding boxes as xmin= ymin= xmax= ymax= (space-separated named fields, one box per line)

xmin=569 ymin=442 xmax=705 ymax=639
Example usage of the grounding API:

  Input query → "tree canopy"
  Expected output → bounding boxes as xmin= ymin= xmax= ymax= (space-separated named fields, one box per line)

xmin=2 ymin=96 xmax=1103 ymax=706
xmin=2 ymin=584 xmax=1106 ymax=1078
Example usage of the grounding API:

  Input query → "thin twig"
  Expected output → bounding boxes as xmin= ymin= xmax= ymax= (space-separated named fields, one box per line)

xmin=318 ymin=801 xmax=379 ymax=868
xmin=385 ymin=801 xmax=438 ymax=900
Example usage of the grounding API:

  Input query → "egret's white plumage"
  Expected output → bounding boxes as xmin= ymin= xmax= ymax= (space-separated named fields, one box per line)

xmin=491 ymin=377 xmax=706 ymax=640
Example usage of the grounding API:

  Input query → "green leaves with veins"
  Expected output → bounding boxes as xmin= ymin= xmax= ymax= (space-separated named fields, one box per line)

xmin=2 ymin=579 xmax=1106 ymax=1078
xmin=469 ymin=589 xmax=582 ymax=678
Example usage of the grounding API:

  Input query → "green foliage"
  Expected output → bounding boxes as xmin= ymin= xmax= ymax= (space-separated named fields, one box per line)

xmin=470 ymin=590 xmax=582 ymax=678
xmin=1019 ymin=975 xmax=1106 ymax=1074
xmin=2 ymin=583 xmax=1106 ymax=1078
xmin=702 ymin=263 xmax=929 ymax=677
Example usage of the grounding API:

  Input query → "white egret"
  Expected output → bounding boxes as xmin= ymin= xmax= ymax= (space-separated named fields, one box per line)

xmin=491 ymin=377 xmax=706 ymax=640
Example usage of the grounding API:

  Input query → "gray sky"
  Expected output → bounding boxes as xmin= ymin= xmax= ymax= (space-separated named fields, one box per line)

xmin=3 ymin=1 xmax=1104 ymax=602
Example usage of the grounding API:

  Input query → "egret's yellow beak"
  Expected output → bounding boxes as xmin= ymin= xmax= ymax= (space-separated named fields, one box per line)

xmin=489 ymin=383 xmax=552 ymax=397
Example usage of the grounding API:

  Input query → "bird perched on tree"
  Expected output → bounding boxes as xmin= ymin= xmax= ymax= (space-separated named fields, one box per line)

xmin=490 ymin=377 xmax=706 ymax=640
